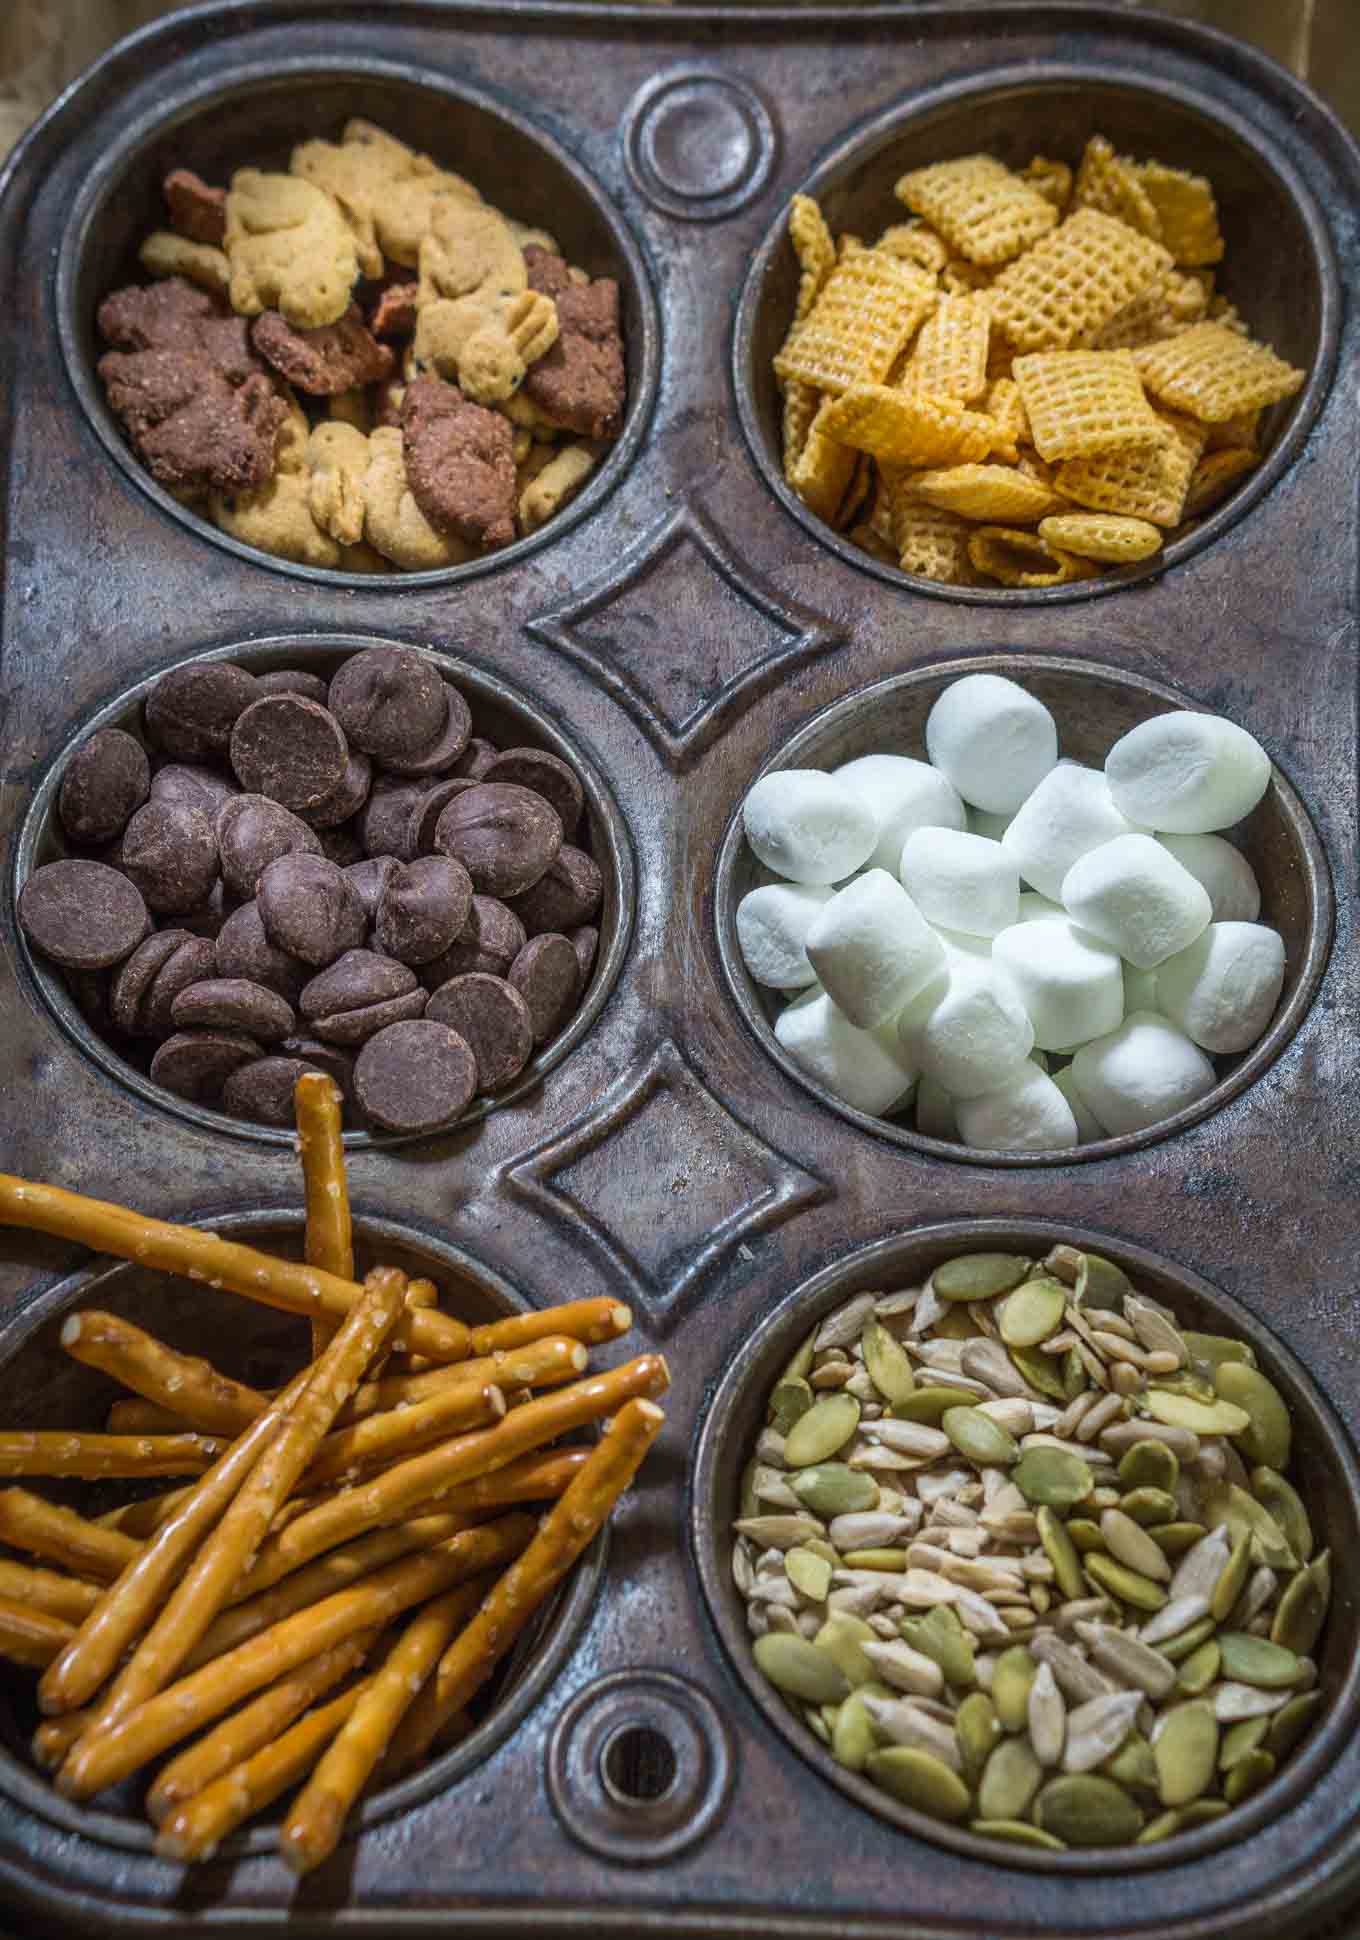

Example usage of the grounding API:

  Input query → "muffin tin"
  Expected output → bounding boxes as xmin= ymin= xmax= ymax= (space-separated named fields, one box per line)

xmin=0 ymin=5 xmax=1357 ymax=1937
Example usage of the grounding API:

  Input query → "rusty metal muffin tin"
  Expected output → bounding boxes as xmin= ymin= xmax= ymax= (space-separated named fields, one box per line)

xmin=0 ymin=5 xmax=1357 ymax=1936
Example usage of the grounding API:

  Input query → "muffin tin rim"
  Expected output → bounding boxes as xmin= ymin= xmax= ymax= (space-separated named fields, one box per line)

xmin=9 ymin=632 xmax=638 ymax=1150
xmin=711 ymin=649 xmax=1335 ymax=1168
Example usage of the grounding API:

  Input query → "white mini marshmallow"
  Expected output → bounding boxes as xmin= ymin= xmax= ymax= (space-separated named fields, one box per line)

xmin=1155 ymin=921 xmax=1286 ymax=1054
xmin=834 ymin=753 xmax=966 ymax=873
xmin=915 ymin=1074 xmax=958 ymax=1141
xmin=775 ymin=989 xmax=918 ymax=1116
xmin=968 ymin=806 xmax=1012 ymax=841
xmin=1001 ymin=761 xmax=1139 ymax=901
xmin=1061 ymin=834 xmax=1212 ymax=969
xmin=1017 ymin=891 xmax=1067 ymax=923
xmin=899 ymin=827 xmax=1020 ymax=937
xmin=1105 ymin=711 xmax=1271 ymax=833
xmin=1122 ymin=962 xmax=1160 ymax=1014
xmin=1070 ymin=1011 xmax=1216 ymax=1136
xmin=735 ymin=883 xmax=834 ymax=989
xmin=1051 ymin=1062 xmax=1108 ymax=1144
xmin=1158 ymin=834 xmax=1262 ymax=923
xmin=925 ymin=673 xmax=1059 ymax=815
xmin=743 ymin=769 xmax=877 ymax=884
xmin=991 ymin=918 xmax=1124 ymax=1052
xmin=956 ymin=1060 xmax=1079 ymax=1152
xmin=898 ymin=960 xmax=1035 ymax=1100
xmin=805 ymin=870 xmax=945 ymax=1028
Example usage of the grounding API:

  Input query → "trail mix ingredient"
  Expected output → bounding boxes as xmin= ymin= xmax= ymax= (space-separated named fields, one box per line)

xmin=95 ymin=122 xmax=625 ymax=569
xmin=774 ymin=136 xmax=1305 ymax=588
xmin=731 ymin=1244 xmax=1330 ymax=1851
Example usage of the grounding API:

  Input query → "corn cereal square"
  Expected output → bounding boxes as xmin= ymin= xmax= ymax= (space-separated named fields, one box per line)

xmin=910 ymin=462 xmax=1063 ymax=522
xmin=789 ymin=397 xmax=860 ymax=521
xmin=884 ymin=479 xmax=976 ymax=583
xmin=1137 ymin=162 xmax=1224 ymax=267
xmin=1038 ymin=511 xmax=1164 ymax=562
xmin=816 ymin=385 xmax=994 ymax=466
xmin=789 ymin=194 xmax=836 ymax=323
xmin=782 ymin=378 xmax=821 ymax=479
xmin=1053 ymin=410 xmax=1206 ymax=526
xmin=1182 ymin=445 xmax=1259 ymax=518
xmin=902 ymin=293 xmax=991 ymax=401
xmin=989 ymin=209 xmax=1172 ymax=353
xmin=1073 ymin=136 xmax=1164 ymax=242
xmin=875 ymin=222 xmax=950 ymax=274
xmin=1013 ymin=349 xmax=1168 ymax=462
xmin=1021 ymin=156 xmax=1073 ymax=212
xmin=894 ymin=155 xmax=1058 ymax=266
xmin=1132 ymin=321 xmax=1306 ymax=421
xmin=774 ymin=250 xmax=937 ymax=394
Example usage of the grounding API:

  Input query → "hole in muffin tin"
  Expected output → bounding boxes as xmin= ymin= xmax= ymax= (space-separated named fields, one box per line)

xmin=55 ymin=58 xmax=659 ymax=587
xmin=0 ymin=1210 xmax=604 ymax=1858
xmin=11 ymin=634 xmax=635 ymax=1149
xmin=733 ymin=66 xmax=1339 ymax=603
xmin=713 ymin=654 xmax=1332 ymax=1167
xmin=692 ymin=1218 xmax=1360 ymax=1872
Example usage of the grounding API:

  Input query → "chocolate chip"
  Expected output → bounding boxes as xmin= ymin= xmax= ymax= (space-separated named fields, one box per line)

xmin=19 ymin=860 xmax=150 ymax=971
xmin=568 ymin=923 xmax=599 ymax=997
xmin=111 ymin=929 xmax=190 ymax=1035
xmin=222 ymin=1056 xmax=323 ymax=1127
xmin=300 ymin=949 xmax=419 ymax=1021
xmin=508 ymin=932 xmax=580 ymax=1044
xmin=216 ymin=795 xmax=323 ymax=900
xmin=375 ymin=857 xmax=473 ymax=966
xmin=353 ymin=1018 xmax=477 ymax=1133
xmin=140 ymin=935 xmax=217 ymax=1038
xmin=278 ymin=1037 xmax=355 ymax=1100
xmin=310 ymin=987 xmax=429 ymax=1047
xmin=170 ymin=977 xmax=296 ymax=1042
xmin=215 ymin=900 xmax=308 ymax=1002
xmin=257 ymin=854 xmax=366 ymax=967
xmin=229 ymin=696 xmax=349 ymax=812
xmin=150 ymin=763 xmax=240 ymax=816
xmin=145 ymin=662 xmax=261 ymax=761
xmin=406 ymin=778 xmax=476 ymax=858
xmin=482 ymin=748 xmax=583 ymax=838
xmin=118 ymin=800 xmax=219 ymax=915
xmin=327 ymin=646 xmax=446 ymax=763
xmin=300 ymin=749 xmax=372 ymax=829
xmin=58 ymin=730 xmax=151 ymax=846
xmin=150 ymin=1029 xmax=261 ymax=1102
xmin=424 ymin=973 xmax=533 ymax=1091
xmin=359 ymin=778 xmax=431 ymax=861
xmin=418 ymin=896 xmax=525 ymax=987
xmin=253 ymin=669 xmax=330 ymax=705
xmin=508 ymin=845 xmax=602 ymax=934
xmin=345 ymin=856 xmax=399 ymax=924
xmin=379 ymin=684 xmax=472 ymax=778
xmin=452 ymin=737 xmax=499 ymax=780
xmin=433 ymin=783 xmax=561 ymax=898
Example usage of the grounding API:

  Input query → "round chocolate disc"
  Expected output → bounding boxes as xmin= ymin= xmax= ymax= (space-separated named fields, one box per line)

xmin=359 ymin=778 xmax=431 ymax=861
xmin=257 ymin=854 xmax=367 ymax=968
xmin=482 ymin=747 xmax=583 ymax=837
xmin=19 ymin=860 xmax=150 ymax=971
xmin=424 ymin=972 xmax=534 ymax=1091
xmin=508 ymin=932 xmax=580 ymax=1044
xmin=215 ymin=900 xmax=308 ymax=1002
xmin=150 ymin=1029 xmax=262 ymax=1102
xmin=216 ymin=795 xmax=322 ymax=901
xmin=508 ymin=845 xmax=603 ymax=934
xmin=223 ymin=1055 xmax=325 ymax=1127
xmin=354 ymin=1018 xmax=477 ymax=1133
xmin=150 ymin=763 xmax=240 ymax=816
xmin=418 ymin=896 xmax=526 ymax=988
xmin=452 ymin=736 xmax=499 ymax=780
xmin=119 ymin=800 xmax=220 ymax=915
xmin=328 ymin=646 xmax=447 ymax=763
xmin=253 ymin=669 xmax=330 ymax=705
xmin=279 ymin=1036 xmax=355 ymax=1099
xmin=345 ymin=855 xmax=400 ymax=924
xmin=380 ymin=684 xmax=473 ymax=778
xmin=170 ymin=977 xmax=296 ymax=1042
xmin=433 ymin=783 xmax=561 ymax=898
xmin=140 ymin=935 xmax=217 ymax=1039
xmin=311 ymin=988 xmax=429 ymax=1046
xmin=375 ymin=856 xmax=474 ymax=966
xmin=145 ymin=662 xmax=260 ymax=760
xmin=111 ymin=929 xmax=189 ymax=1035
xmin=58 ymin=729 xmax=151 ymax=846
xmin=301 ymin=748 xmax=373 ymax=829
xmin=568 ymin=923 xmax=599 ymax=997
xmin=229 ymin=696 xmax=350 ymax=811
xmin=300 ymin=949 xmax=419 ymax=1021
xmin=406 ymin=778 xmax=476 ymax=859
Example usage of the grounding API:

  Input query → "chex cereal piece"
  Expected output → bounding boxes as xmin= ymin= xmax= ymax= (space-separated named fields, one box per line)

xmin=817 ymin=386 xmax=993 ymax=466
xmin=782 ymin=379 xmax=821 ymax=479
xmin=1136 ymin=162 xmax=1224 ymax=266
xmin=989 ymin=209 xmax=1172 ymax=353
xmin=968 ymin=525 xmax=1095 ymax=587
xmin=910 ymin=462 xmax=1063 ymax=521
xmin=894 ymin=501 xmax=976 ymax=583
xmin=867 ymin=470 xmax=896 ymax=550
xmin=775 ymin=251 xmax=936 ymax=393
xmin=894 ymin=155 xmax=1057 ymax=266
xmin=1073 ymin=136 xmax=1164 ymax=242
xmin=1131 ymin=321 xmax=1306 ymax=421
xmin=1021 ymin=156 xmax=1073 ymax=211
xmin=1209 ymin=295 xmax=1249 ymax=335
xmin=940 ymin=258 xmax=994 ymax=295
xmin=1084 ymin=280 xmax=1172 ymax=351
xmin=1038 ymin=511 xmax=1164 ymax=562
xmin=902 ymin=293 xmax=991 ymax=400
xmin=789 ymin=195 xmax=836 ymax=323
xmin=847 ymin=517 xmax=898 ymax=566
xmin=789 ymin=397 xmax=860 ymax=521
xmin=1162 ymin=268 xmax=1211 ymax=324
xmin=1054 ymin=410 xmax=1206 ymax=526
xmin=1206 ymin=407 xmax=1260 ymax=450
xmin=1182 ymin=446 xmax=1259 ymax=518
xmin=1013 ymin=349 xmax=1168 ymax=462
xmin=876 ymin=223 xmax=949 ymax=274
xmin=980 ymin=375 xmax=1027 ymax=461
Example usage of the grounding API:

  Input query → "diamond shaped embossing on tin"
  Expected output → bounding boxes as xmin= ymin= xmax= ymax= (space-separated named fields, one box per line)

xmin=525 ymin=502 xmax=846 ymax=769
xmin=506 ymin=1039 xmax=828 ymax=1329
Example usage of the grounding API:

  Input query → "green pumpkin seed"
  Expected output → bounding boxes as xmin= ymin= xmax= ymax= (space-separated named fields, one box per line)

xmin=1215 ymin=1363 xmax=1291 ymax=1470
xmin=1137 ymin=1809 xmax=1184 ymax=1844
xmin=1175 ymin=1640 xmax=1221 ymax=1697
xmin=955 ymin=1690 xmax=1001 ymax=1784
xmin=1077 ymin=1252 xmax=1135 ymax=1308
xmin=739 ymin=1457 xmax=760 ymax=1521
xmin=770 ymin=1377 xmax=814 ymax=1435
xmin=1219 ymin=1716 xmax=1270 ymax=1770
xmin=1210 ymin=1530 xmax=1252 ymax=1624
xmin=804 ymin=1703 xmax=831 ymax=1743
xmin=786 ymin=1546 xmax=832 ymax=1602
xmin=998 ymin=1276 xmax=1068 ymax=1348
xmin=831 ymin=1689 xmax=879 ymax=1772
xmin=842 ymin=1547 xmax=909 ymax=1570
xmin=1067 ymin=1517 xmax=1105 ymax=1554
xmin=784 ymin=1392 xmax=861 ymax=1468
xmin=1037 ymin=1505 xmax=1087 ymax=1601
xmin=1266 ymin=1691 xmax=1322 ymax=1760
xmin=1150 ymin=1371 xmax=1218 ymax=1404
xmin=1062 ymin=1347 xmax=1087 ymax=1400
xmin=1217 ymin=1632 xmax=1301 ymax=1689
xmin=1117 ymin=1440 xmax=1179 ymax=1494
xmin=1155 ymin=1702 xmax=1219 ymax=1806
xmin=1183 ymin=1331 xmax=1256 ymax=1375
xmin=1012 ymin=1446 xmax=1093 ymax=1510
xmin=991 ymin=1646 xmax=1038 ymax=1732
xmin=867 ymin=1746 xmax=971 ymax=1821
xmin=893 ymin=1385 xmax=977 ymax=1424
xmin=1104 ymin=1730 xmax=1158 ymax=1795
xmin=1210 ymin=1483 xmax=1298 ymax=1573
xmin=779 ymin=1331 xmax=818 ymax=1386
xmin=942 ymin=1406 xmax=1019 ymax=1467
xmin=1144 ymin=1391 xmax=1252 ymax=1437
xmin=977 ymin=1736 xmax=1043 ymax=1820
xmin=1251 ymin=1467 xmax=1313 ymax=1563
xmin=861 ymin=1320 xmax=917 ymax=1406
xmin=1119 ymin=1487 xmax=1178 ymax=1527
xmin=933 ymin=1253 xmax=1029 ymax=1302
xmin=933 ymin=1303 xmax=979 ymax=1340
xmin=902 ymin=1604 xmax=975 ymax=1690
xmin=814 ymin=1613 xmax=878 ymax=1688
xmin=1161 ymin=1617 xmax=1219 ymax=1665
xmin=754 ymin=1632 xmax=850 ymax=1705
xmin=1084 ymin=1552 xmax=1167 ymax=1613
xmin=1035 ymin=1773 xmax=1143 ymax=1847
xmin=1223 ymin=1749 xmax=1275 ymax=1804
xmin=1180 ymin=1799 xmax=1230 ymax=1827
xmin=1008 ymin=1344 xmax=1070 ymax=1401
xmin=1271 ymin=1555 xmax=1330 ymax=1656
xmin=971 ymin=1817 xmax=1067 ymax=1850
xmin=791 ymin=1462 xmax=879 ymax=1518
xmin=1150 ymin=1522 xmax=1207 ymax=1557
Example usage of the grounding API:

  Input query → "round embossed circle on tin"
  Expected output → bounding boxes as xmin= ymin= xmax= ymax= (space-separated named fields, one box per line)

xmin=547 ymin=1669 xmax=735 ymax=1860
xmin=625 ymin=68 xmax=777 ymax=221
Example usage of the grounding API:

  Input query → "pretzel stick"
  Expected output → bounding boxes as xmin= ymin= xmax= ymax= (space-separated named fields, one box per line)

xmin=156 ymin=1674 xmax=375 ymax=1863
xmin=0 ymin=1597 xmax=75 ymax=1669
xmin=282 ymin=1582 xmax=484 ymax=1873
xmin=62 ymin=1310 xmax=269 ymax=1440
xmin=0 ymin=1430 xmax=225 ymax=1479
xmin=148 ymin=1630 xmax=377 ymax=1824
xmin=0 ymin=1176 xmax=472 ymax=1363
xmin=295 ymin=1072 xmax=352 ymax=1357
xmin=377 ymin=1682 xmax=473 ymax=1783
xmin=106 ymin=1401 xmax=189 ymax=1434
xmin=59 ymin=1515 xmax=534 ymax=1798
xmin=33 ymin=1707 xmax=91 ymax=1769
xmin=383 ymin=1276 xmax=438 ymax=1377
xmin=302 ymin=1380 xmax=505 ymax=1489
xmin=466 ymin=1299 xmax=631 ymax=1356
xmin=96 ymin=1487 xmax=195 ymax=1536
xmin=0 ymin=1559 xmax=100 ymax=1623
xmin=0 ymin=1491 xmax=138 ymax=1579
xmin=52 ymin=1270 xmax=407 ymax=1738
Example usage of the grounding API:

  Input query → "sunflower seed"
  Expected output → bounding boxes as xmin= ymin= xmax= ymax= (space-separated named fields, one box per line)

xmin=1170 ymin=1526 xmax=1233 ymax=1603
xmin=1213 ymin=1682 xmax=1292 ymax=1721
xmin=1101 ymin=1420 xmax=1201 ymax=1462
xmin=862 ymin=1694 xmax=962 ymax=1768
xmin=1027 ymin=1660 xmax=1066 ymax=1767
xmin=959 ymin=1339 xmax=1037 ymax=1400
xmin=1075 ymin=1622 xmax=1177 ymax=1700
xmin=1030 ymin=1633 xmax=1119 ymax=1706
xmin=735 ymin=1514 xmax=826 ymax=1550
xmin=1062 ymin=1691 xmax=1143 ymax=1773
xmin=1076 ymin=1391 xmax=1127 ymax=1443
xmin=861 ymin=1419 xmax=951 ymax=1459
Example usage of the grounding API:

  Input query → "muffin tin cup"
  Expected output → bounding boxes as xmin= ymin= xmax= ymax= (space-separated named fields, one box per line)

xmin=714 ymin=653 xmax=1334 ymax=1166
xmin=11 ymin=633 xmax=637 ymax=1148
xmin=692 ymin=1216 xmax=1360 ymax=1873
xmin=0 ymin=1209 xmax=605 ymax=1857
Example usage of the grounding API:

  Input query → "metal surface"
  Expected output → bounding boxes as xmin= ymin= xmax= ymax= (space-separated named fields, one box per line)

xmin=0 ymin=4 xmax=1357 ymax=1937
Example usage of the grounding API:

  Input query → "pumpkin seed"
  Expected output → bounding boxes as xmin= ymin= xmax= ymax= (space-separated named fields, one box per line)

xmin=1067 ymin=1517 xmax=1105 ymax=1554
xmin=999 ymin=1276 xmax=1068 ymax=1348
xmin=1251 ymin=1467 xmax=1312 ymax=1563
xmin=1155 ymin=1702 xmax=1219 ymax=1806
xmin=1180 ymin=1799 xmax=1230 ymax=1827
xmin=770 ymin=1377 xmax=814 ymax=1435
xmin=970 ymin=1817 xmax=1066 ymax=1849
xmin=1222 ymin=1484 xmax=1298 ymax=1572
xmin=831 ymin=1689 xmax=878 ymax=1771
xmin=1061 ymin=1347 xmax=1087 ymax=1400
xmin=1037 ymin=1505 xmax=1087 ymax=1601
xmin=861 ymin=1320 xmax=917 ymax=1406
xmin=778 ymin=1331 xmax=818 ymax=1386
xmin=977 ymin=1735 xmax=1043 ymax=1819
xmin=893 ymin=1384 xmax=978 ymax=1424
xmin=1013 ymin=1446 xmax=1092 ymax=1510
xmin=1150 ymin=1522 xmax=1207 ymax=1557
xmin=786 ymin=1546 xmax=832 ymax=1602
xmin=1266 ymin=1691 xmax=1322 ymax=1760
xmin=1144 ymin=1391 xmax=1252 ymax=1437
xmin=1085 ymin=1552 xmax=1168 ymax=1613
xmin=991 ymin=1646 xmax=1038 ymax=1731
xmin=1124 ymin=1295 xmax=1187 ymax=1365
xmin=1008 ymin=1344 xmax=1069 ymax=1402
xmin=792 ymin=1463 xmax=879 ymax=1519
xmin=1217 ymin=1632 xmax=1301 ymax=1689
xmin=1078 ymin=1253 xmax=1135 ymax=1308
xmin=1220 ymin=1716 xmax=1270 ymax=1770
xmin=1271 ymin=1555 xmax=1330 ymax=1656
xmin=1101 ymin=1509 xmax=1172 ymax=1582
xmin=804 ymin=1703 xmax=831 ymax=1742
xmin=1104 ymin=1729 xmax=1158 ymax=1795
xmin=1183 ymin=1331 xmax=1256 ymax=1375
xmin=739 ymin=1458 xmax=760 ymax=1520
xmin=1137 ymin=1809 xmax=1183 ymax=1843
xmin=813 ymin=1613 xmax=877 ymax=1688
xmin=1160 ymin=1617 xmax=1219 ymax=1665
xmin=1215 ymin=1363 xmax=1291 ymax=1471
xmin=754 ymin=1632 xmax=850 ymax=1704
xmin=1175 ymin=1640 xmax=1221 ymax=1697
xmin=1118 ymin=1440 xmax=1179 ymax=1494
xmin=1223 ymin=1749 xmax=1275 ymax=1804
xmin=784 ymin=1393 xmax=861 ymax=1468
xmin=955 ymin=1690 xmax=1001 ymax=1783
xmin=1034 ymin=1773 xmax=1143 ymax=1846
xmin=942 ymin=1406 xmax=1019 ymax=1468
xmin=902 ymin=1604 xmax=975 ymax=1690
xmin=932 ymin=1303 xmax=979 ymax=1341
xmin=933 ymin=1253 xmax=1029 ymax=1302
xmin=1118 ymin=1486 xmax=1178 ymax=1527
xmin=866 ymin=1746 xmax=971 ymax=1820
